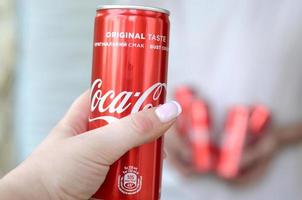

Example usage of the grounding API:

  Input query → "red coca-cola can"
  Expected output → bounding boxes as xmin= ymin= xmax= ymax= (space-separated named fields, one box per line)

xmin=217 ymin=106 xmax=250 ymax=179
xmin=189 ymin=99 xmax=212 ymax=172
xmin=249 ymin=104 xmax=271 ymax=136
xmin=88 ymin=5 xmax=170 ymax=200
xmin=174 ymin=86 xmax=195 ymax=136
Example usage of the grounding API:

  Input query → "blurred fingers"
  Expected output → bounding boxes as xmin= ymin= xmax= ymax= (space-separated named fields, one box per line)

xmin=165 ymin=126 xmax=194 ymax=175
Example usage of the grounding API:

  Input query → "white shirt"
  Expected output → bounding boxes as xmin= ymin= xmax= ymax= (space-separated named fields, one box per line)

xmin=160 ymin=1 xmax=302 ymax=200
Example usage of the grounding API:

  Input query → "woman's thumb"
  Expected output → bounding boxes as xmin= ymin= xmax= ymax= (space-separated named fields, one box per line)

xmin=73 ymin=101 xmax=182 ymax=165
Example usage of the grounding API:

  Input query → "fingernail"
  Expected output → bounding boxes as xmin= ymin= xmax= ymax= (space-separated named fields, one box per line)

xmin=155 ymin=101 xmax=182 ymax=123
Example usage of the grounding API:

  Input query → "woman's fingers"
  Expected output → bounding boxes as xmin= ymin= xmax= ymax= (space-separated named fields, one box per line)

xmin=232 ymin=133 xmax=279 ymax=185
xmin=240 ymin=133 xmax=278 ymax=170
xmin=73 ymin=101 xmax=182 ymax=165
xmin=232 ymin=158 xmax=270 ymax=186
xmin=165 ymin=127 xmax=194 ymax=175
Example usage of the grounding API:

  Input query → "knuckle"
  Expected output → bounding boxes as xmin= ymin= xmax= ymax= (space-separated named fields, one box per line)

xmin=130 ymin=113 xmax=155 ymax=135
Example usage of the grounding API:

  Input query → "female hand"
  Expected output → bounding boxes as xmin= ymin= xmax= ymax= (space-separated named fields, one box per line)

xmin=232 ymin=131 xmax=280 ymax=185
xmin=0 ymin=90 xmax=181 ymax=200
xmin=165 ymin=126 xmax=280 ymax=184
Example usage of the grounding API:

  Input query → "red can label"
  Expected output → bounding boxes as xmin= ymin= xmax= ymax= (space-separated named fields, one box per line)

xmin=89 ymin=6 xmax=170 ymax=200
xmin=90 ymin=80 xmax=167 ymax=124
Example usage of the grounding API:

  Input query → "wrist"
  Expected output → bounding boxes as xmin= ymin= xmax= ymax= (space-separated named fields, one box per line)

xmin=0 ymin=163 xmax=52 ymax=200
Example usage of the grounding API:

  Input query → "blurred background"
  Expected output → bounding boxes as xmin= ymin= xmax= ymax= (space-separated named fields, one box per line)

xmin=1 ymin=0 xmax=302 ymax=199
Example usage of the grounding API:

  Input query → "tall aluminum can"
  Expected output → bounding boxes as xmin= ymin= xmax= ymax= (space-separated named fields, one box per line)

xmin=189 ymin=99 xmax=212 ymax=173
xmin=217 ymin=106 xmax=250 ymax=179
xmin=174 ymin=86 xmax=195 ymax=136
xmin=88 ymin=5 xmax=170 ymax=200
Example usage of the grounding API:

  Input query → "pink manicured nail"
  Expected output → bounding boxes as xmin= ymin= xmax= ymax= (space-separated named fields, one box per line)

xmin=155 ymin=101 xmax=182 ymax=123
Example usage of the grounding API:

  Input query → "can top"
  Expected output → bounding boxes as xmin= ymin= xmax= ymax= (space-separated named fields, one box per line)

xmin=97 ymin=5 xmax=170 ymax=15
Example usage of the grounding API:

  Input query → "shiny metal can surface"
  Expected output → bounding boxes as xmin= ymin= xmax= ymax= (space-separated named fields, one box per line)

xmin=88 ymin=5 xmax=170 ymax=200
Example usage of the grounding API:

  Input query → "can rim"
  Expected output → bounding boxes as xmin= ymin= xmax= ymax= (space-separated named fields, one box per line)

xmin=97 ymin=5 xmax=170 ymax=15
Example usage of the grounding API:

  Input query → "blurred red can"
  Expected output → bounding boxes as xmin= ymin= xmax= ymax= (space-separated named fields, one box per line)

xmin=174 ymin=86 xmax=195 ymax=135
xmin=189 ymin=99 xmax=212 ymax=172
xmin=249 ymin=105 xmax=271 ymax=136
xmin=88 ymin=5 xmax=170 ymax=200
xmin=217 ymin=106 xmax=250 ymax=179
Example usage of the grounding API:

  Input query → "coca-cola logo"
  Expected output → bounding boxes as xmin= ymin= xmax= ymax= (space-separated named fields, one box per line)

xmin=89 ymin=79 xmax=167 ymax=123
